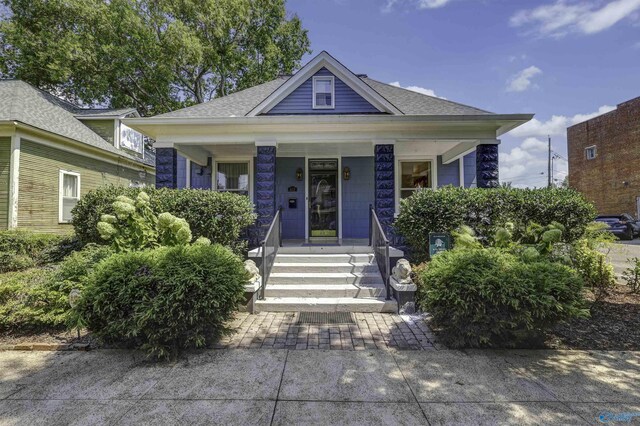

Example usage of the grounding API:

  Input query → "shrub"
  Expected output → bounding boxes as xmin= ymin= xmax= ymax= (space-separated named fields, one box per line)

xmin=0 ymin=230 xmax=80 ymax=272
xmin=75 ymin=244 xmax=246 ymax=359
xmin=0 ymin=245 xmax=112 ymax=333
xmin=623 ymin=257 xmax=640 ymax=293
xmin=395 ymin=186 xmax=596 ymax=261
xmin=415 ymin=247 xmax=588 ymax=348
xmin=72 ymin=185 xmax=256 ymax=253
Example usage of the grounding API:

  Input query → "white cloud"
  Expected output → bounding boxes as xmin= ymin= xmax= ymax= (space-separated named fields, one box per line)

xmin=389 ymin=81 xmax=446 ymax=99
xmin=506 ymin=66 xmax=542 ymax=92
xmin=500 ymin=105 xmax=616 ymax=187
xmin=510 ymin=105 xmax=616 ymax=138
xmin=383 ymin=0 xmax=453 ymax=12
xmin=510 ymin=0 xmax=640 ymax=38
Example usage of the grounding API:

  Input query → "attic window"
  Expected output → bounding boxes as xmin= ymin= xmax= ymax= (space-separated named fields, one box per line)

xmin=313 ymin=76 xmax=334 ymax=109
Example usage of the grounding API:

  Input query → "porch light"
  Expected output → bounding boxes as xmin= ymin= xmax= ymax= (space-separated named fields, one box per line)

xmin=343 ymin=167 xmax=351 ymax=181
xmin=296 ymin=167 xmax=303 ymax=181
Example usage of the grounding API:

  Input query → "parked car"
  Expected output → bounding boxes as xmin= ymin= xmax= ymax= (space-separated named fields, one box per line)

xmin=595 ymin=214 xmax=640 ymax=240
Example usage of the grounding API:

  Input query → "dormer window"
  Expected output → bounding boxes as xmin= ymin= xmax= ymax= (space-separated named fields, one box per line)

xmin=313 ymin=76 xmax=334 ymax=109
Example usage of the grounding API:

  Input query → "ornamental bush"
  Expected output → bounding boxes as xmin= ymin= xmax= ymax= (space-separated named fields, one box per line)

xmin=75 ymin=244 xmax=246 ymax=359
xmin=72 ymin=185 xmax=256 ymax=253
xmin=415 ymin=247 xmax=588 ymax=348
xmin=0 ymin=244 xmax=112 ymax=333
xmin=0 ymin=230 xmax=81 ymax=272
xmin=395 ymin=186 xmax=596 ymax=261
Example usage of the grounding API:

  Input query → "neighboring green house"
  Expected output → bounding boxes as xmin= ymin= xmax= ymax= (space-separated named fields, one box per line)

xmin=0 ymin=80 xmax=155 ymax=233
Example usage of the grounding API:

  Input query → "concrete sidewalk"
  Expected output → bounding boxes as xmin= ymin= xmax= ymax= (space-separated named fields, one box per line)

xmin=1 ymin=349 xmax=639 ymax=425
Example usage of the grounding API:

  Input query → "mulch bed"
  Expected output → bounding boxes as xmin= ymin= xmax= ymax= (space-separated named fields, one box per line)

xmin=546 ymin=284 xmax=640 ymax=351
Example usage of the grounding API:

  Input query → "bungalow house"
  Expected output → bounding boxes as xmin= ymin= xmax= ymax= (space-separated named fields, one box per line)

xmin=0 ymin=80 xmax=155 ymax=233
xmin=126 ymin=51 xmax=533 ymax=312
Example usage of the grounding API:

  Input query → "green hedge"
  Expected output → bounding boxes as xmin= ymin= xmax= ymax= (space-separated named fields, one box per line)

xmin=395 ymin=187 xmax=596 ymax=261
xmin=0 ymin=230 xmax=80 ymax=272
xmin=0 ymin=244 xmax=112 ymax=333
xmin=75 ymin=244 xmax=246 ymax=359
xmin=414 ymin=247 xmax=588 ymax=348
xmin=72 ymin=186 xmax=256 ymax=253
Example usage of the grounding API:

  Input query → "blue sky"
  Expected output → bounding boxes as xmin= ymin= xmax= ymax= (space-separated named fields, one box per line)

xmin=287 ymin=0 xmax=640 ymax=187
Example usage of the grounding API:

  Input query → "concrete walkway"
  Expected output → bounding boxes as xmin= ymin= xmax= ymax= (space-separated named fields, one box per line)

xmin=1 ymin=349 xmax=638 ymax=425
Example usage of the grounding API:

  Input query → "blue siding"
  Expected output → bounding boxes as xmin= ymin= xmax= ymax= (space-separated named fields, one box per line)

xmin=275 ymin=157 xmax=305 ymax=240
xmin=190 ymin=157 xmax=212 ymax=189
xmin=342 ymin=157 xmax=375 ymax=239
xmin=266 ymin=68 xmax=382 ymax=115
xmin=463 ymin=152 xmax=477 ymax=188
xmin=176 ymin=155 xmax=187 ymax=189
xmin=437 ymin=156 xmax=460 ymax=187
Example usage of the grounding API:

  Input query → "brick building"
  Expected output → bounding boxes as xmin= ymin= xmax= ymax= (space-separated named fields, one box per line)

xmin=568 ymin=96 xmax=640 ymax=217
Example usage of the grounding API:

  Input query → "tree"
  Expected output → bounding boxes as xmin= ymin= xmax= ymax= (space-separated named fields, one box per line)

xmin=0 ymin=0 xmax=310 ymax=115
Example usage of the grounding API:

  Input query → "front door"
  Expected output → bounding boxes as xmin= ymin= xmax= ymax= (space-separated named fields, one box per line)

xmin=308 ymin=159 xmax=338 ymax=242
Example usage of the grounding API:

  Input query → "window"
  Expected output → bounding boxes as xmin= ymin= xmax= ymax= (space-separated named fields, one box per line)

xmin=585 ymin=146 xmax=597 ymax=160
xmin=313 ymin=76 xmax=334 ymax=109
xmin=59 ymin=170 xmax=80 ymax=223
xmin=399 ymin=160 xmax=433 ymax=199
xmin=216 ymin=162 xmax=249 ymax=195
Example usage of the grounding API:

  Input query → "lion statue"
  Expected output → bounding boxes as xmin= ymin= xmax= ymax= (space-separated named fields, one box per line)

xmin=244 ymin=260 xmax=261 ymax=283
xmin=392 ymin=258 xmax=412 ymax=284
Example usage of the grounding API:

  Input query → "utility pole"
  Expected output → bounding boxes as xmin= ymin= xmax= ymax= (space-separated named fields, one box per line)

xmin=548 ymin=135 xmax=552 ymax=188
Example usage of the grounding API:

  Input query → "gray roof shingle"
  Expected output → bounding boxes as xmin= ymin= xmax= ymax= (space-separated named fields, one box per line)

xmin=154 ymin=78 xmax=289 ymax=118
xmin=361 ymin=78 xmax=494 ymax=115
xmin=152 ymin=74 xmax=493 ymax=118
xmin=0 ymin=80 xmax=148 ymax=165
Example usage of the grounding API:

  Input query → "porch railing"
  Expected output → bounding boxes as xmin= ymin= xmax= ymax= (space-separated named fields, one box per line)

xmin=369 ymin=205 xmax=391 ymax=301
xmin=259 ymin=207 xmax=282 ymax=300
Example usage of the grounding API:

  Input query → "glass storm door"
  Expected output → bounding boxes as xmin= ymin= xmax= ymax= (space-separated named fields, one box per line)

xmin=309 ymin=159 xmax=338 ymax=239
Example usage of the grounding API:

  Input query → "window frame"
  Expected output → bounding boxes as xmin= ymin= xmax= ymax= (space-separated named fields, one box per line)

xmin=585 ymin=145 xmax=597 ymax=160
xmin=212 ymin=158 xmax=253 ymax=199
xmin=395 ymin=157 xmax=437 ymax=214
xmin=312 ymin=76 xmax=335 ymax=110
xmin=58 ymin=169 xmax=81 ymax=224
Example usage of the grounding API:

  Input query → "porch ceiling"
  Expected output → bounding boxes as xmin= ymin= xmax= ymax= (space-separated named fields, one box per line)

xmin=174 ymin=139 xmax=477 ymax=160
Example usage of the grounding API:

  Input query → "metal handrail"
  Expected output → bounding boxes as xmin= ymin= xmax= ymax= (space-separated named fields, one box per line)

xmin=259 ymin=207 xmax=282 ymax=300
xmin=369 ymin=206 xmax=391 ymax=301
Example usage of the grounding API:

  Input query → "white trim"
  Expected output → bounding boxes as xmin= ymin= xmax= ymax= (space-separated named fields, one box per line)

xmin=395 ymin=156 xmax=438 ymax=214
xmin=212 ymin=157 xmax=254 ymax=201
xmin=185 ymin=159 xmax=191 ymax=188
xmin=459 ymin=157 xmax=465 ymax=188
xmin=58 ymin=169 xmax=81 ymax=224
xmin=585 ymin=145 xmax=597 ymax=160
xmin=246 ymin=51 xmax=402 ymax=116
xmin=114 ymin=119 xmax=121 ymax=149
xmin=255 ymin=139 xmax=278 ymax=147
xmin=8 ymin=134 xmax=20 ymax=228
xmin=304 ymin=156 xmax=342 ymax=241
xmin=312 ymin=76 xmax=335 ymax=109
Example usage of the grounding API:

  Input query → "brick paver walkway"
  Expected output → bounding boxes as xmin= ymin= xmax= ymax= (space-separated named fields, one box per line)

xmin=216 ymin=312 xmax=443 ymax=350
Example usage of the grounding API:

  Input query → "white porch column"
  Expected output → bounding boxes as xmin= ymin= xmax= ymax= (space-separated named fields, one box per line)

xmin=8 ymin=133 xmax=20 ymax=228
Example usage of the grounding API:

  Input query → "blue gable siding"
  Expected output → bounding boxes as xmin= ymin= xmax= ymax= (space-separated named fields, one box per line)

xmin=266 ymin=68 xmax=382 ymax=115
xmin=342 ymin=157 xmax=374 ymax=239
xmin=275 ymin=157 xmax=305 ymax=239
xmin=463 ymin=152 xmax=477 ymax=188
xmin=437 ymin=156 xmax=460 ymax=187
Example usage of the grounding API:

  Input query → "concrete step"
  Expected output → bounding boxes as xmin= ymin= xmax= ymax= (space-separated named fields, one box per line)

xmin=277 ymin=246 xmax=374 ymax=254
xmin=274 ymin=253 xmax=374 ymax=264
xmin=264 ymin=284 xmax=386 ymax=298
xmin=271 ymin=262 xmax=380 ymax=274
xmin=268 ymin=272 xmax=384 ymax=285
xmin=254 ymin=297 xmax=397 ymax=313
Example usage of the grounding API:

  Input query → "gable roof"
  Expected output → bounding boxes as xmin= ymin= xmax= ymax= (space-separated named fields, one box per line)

xmin=153 ymin=78 xmax=289 ymax=119
xmin=362 ymin=78 xmax=493 ymax=116
xmin=0 ymin=80 xmax=148 ymax=165
xmin=152 ymin=51 xmax=495 ymax=119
